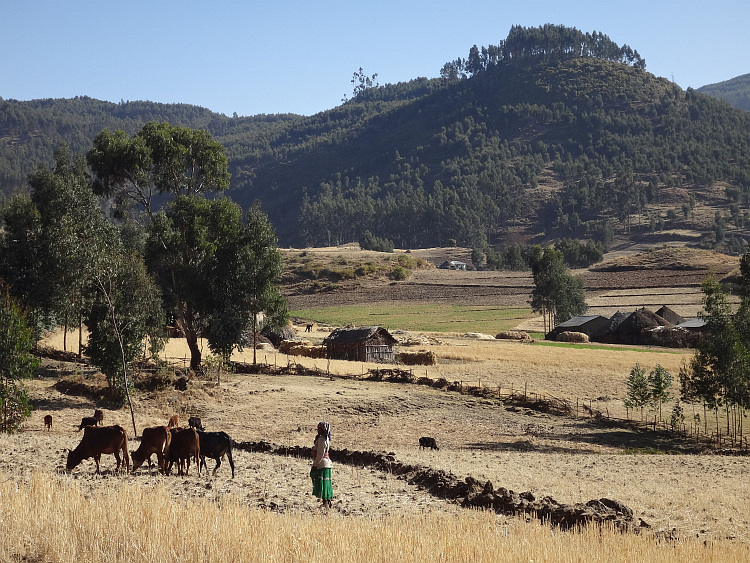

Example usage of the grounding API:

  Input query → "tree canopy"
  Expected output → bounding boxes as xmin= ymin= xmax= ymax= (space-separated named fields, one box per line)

xmin=529 ymin=246 xmax=587 ymax=333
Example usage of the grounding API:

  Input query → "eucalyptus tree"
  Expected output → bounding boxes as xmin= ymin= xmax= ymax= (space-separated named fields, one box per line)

xmin=87 ymin=122 xmax=231 ymax=370
xmin=529 ymin=245 xmax=587 ymax=334
xmin=0 ymin=144 xmax=104 ymax=351
xmin=147 ymin=196 xmax=287 ymax=371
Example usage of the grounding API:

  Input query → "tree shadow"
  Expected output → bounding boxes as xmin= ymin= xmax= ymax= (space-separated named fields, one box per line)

xmin=466 ymin=418 xmax=703 ymax=454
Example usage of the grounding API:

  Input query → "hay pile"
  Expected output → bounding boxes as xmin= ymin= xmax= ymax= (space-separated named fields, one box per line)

xmin=462 ymin=332 xmax=496 ymax=340
xmin=495 ymin=331 xmax=531 ymax=341
xmin=286 ymin=344 xmax=327 ymax=359
xmin=396 ymin=349 xmax=437 ymax=365
xmin=556 ymin=331 xmax=590 ymax=343
xmin=278 ymin=340 xmax=312 ymax=353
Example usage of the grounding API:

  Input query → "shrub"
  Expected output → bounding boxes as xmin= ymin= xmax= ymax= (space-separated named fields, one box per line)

xmin=391 ymin=266 xmax=409 ymax=280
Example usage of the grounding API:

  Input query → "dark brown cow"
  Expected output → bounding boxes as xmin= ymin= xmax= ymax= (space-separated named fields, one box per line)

xmin=419 ymin=436 xmax=439 ymax=450
xmin=66 ymin=425 xmax=129 ymax=474
xmin=93 ymin=409 xmax=104 ymax=426
xmin=198 ymin=431 xmax=235 ymax=478
xmin=131 ymin=425 xmax=172 ymax=474
xmin=78 ymin=416 xmax=98 ymax=431
xmin=44 ymin=414 xmax=52 ymax=431
xmin=166 ymin=427 xmax=200 ymax=476
xmin=167 ymin=414 xmax=179 ymax=429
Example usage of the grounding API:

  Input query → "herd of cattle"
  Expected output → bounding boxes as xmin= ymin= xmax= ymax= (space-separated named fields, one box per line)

xmin=47 ymin=411 xmax=235 ymax=478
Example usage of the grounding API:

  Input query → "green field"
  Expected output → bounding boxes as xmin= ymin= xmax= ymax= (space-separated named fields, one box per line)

xmin=289 ymin=303 xmax=534 ymax=334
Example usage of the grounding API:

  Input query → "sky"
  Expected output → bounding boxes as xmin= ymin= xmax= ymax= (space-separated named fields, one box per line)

xmin=2 ymin=0 xmax=748 ymax=117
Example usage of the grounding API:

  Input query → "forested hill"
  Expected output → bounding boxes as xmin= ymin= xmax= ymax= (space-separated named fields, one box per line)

xmin=697 ymin=73 xmax=750 ymax=111
xmin=2 ymin=24 xmax=750 ymax=251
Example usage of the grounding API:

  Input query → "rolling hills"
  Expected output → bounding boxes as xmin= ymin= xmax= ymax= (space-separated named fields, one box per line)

xmin=2 ymin=25 xmax=750 ymax=253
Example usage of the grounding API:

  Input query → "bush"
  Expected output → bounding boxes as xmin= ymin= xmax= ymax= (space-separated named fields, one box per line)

xmin=0 ymin=287 xmax=39 ymax=432
xmin=391 ymin=266 xmax=409 ymax=280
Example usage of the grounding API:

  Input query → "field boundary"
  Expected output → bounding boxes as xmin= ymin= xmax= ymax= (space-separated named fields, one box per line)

xmin=233 ymin=439 xmax=647 ymax=532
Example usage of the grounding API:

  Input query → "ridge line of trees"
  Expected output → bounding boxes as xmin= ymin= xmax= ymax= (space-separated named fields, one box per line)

xmin=441 ymin=24 xmax=646 ymax=83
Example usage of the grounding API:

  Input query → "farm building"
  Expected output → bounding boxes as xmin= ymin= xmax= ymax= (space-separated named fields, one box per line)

xmin=545 ymin=315 xmax=609 ymax=341
xmin=595 ymin=308 xmax=670 ymax=345
xmin=655 ymin=305 xmax=686 ymax=325
xmin=323 ymin=326 xmax=397 ymax=362
xmin=439 ymin=260 xmax=467 ymax=270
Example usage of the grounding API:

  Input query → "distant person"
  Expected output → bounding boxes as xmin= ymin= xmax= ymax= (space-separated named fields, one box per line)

xmin=310 ymin=421 xmax=333 ymax=508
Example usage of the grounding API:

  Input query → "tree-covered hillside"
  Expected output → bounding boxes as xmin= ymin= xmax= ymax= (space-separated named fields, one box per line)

xmin=2 ymin=25 xmax=750 ymax=251
xmin=698 ymin=73 xmax=750 ymax=112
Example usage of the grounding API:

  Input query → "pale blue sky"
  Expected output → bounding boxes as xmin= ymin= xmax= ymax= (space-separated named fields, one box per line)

xmin=1 ymin=1 xmax=747 ymax=117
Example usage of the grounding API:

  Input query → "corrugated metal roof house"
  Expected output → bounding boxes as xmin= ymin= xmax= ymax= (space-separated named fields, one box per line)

xmin=323 ymin=326 xmax=397 ymax=362
xmin=546 ymin=315 xmax=609 ymax=340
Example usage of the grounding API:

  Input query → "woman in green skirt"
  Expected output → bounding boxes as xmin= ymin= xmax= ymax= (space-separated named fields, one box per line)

xmin=311 ymin=421 xmax=333 ymax=508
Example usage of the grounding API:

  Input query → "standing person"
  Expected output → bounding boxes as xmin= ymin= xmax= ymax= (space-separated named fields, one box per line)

xmin=310 ymin=421 xmax=333 ymax=508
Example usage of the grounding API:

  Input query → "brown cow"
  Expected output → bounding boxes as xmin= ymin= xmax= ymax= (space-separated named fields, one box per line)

xmin=93 ymin=409 xmax=104 ymax=426
xmin=131 ymin=425 xmax=172 ymax=474
xmin=167 ymin=414 xmax=179 ymax=429
xmin=66 ymin=425 xmax=129 ymax=474
xmin=166 ymin=427 xmax=200 ymax=476
xmin=44 ymin=414 xmax=52 ymax=431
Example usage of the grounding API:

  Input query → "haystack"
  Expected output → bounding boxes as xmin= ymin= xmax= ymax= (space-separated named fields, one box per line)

xmin=495 ymin=331 xmax=531 ymax=341
xmin=556 ymin=331 xmax=589 ymax=343
xmin=655 ymin=306 xmax=685 ymax=325
xmin=396 ymin=349 xmax=437 ymax=365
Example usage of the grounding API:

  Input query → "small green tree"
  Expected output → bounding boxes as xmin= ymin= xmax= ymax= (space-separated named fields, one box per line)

xmin=670 ymin=400 xmax=685 ymax=431
xmin=624 ymin=363 xmax=650 ymax=420
xmin=0 ymin=286 xmax=40 ymax=432
xmin=648 ymin=364 xmax=673 ymax=422
xmin=85 ymin=246 xmax=165 ymax=412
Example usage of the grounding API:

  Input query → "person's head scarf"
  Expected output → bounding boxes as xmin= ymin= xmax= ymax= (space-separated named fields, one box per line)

xmin=317 ymin=421 xmax=331 ymax=441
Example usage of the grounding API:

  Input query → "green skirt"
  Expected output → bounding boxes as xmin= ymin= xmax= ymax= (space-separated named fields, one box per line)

xmin=310 ymin=467 xmax=333 ymax=500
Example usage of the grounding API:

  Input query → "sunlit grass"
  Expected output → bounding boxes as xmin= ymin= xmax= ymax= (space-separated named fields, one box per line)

xmin=290 ymin=303 xmax=534 ymax=333
xmin=2 ymin=472 xmax=748 ymax=562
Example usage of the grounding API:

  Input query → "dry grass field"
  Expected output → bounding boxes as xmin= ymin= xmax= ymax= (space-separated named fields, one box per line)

xmin=3 ymin=245 xmax=750 ymax=561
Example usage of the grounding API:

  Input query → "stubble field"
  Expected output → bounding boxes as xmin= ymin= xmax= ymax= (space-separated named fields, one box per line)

xmin=2 ymin=245 xmax=748 ymax=561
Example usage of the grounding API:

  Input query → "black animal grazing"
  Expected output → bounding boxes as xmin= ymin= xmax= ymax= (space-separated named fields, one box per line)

xmin=188 ymin=416 xmax=204 ymax=431
xmin=305 ymin=323 xmax=313 ymax=332
xmin=78 ymin=416 xmax=98 ymax=431
xmin=197 ymin=431 xmax=235 ymax=478
xmin=419 ymin=436 xmax=439 ymax=450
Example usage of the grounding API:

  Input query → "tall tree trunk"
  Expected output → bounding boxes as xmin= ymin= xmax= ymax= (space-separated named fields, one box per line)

xmin=182 ymin=324 xmax=202 ymax=372
xmin=78 ymin=313 xmax=83 ymax=359
xmin=252 ymin=315 xmax=258 ymax=365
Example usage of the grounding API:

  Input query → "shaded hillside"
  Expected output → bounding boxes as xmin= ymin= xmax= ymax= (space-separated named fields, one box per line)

xmin=3 ymin=25 xmax=750 ymax=251
xmin=0 ymin=96 xmax=302 ymax=194
xmin=698 ymin=73 xmax=750 ymax=111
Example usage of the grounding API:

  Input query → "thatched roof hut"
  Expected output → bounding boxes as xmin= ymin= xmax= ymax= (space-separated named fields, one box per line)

xmin=323 ymin=326 xmax=397 ymax=362
xmin=655 ymin=306 xmax=685 ymax=325
xmin=591 ymin=311 xmax=629 ymax=342
xmin=597 ymin=308 xmax=670 ymax=345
